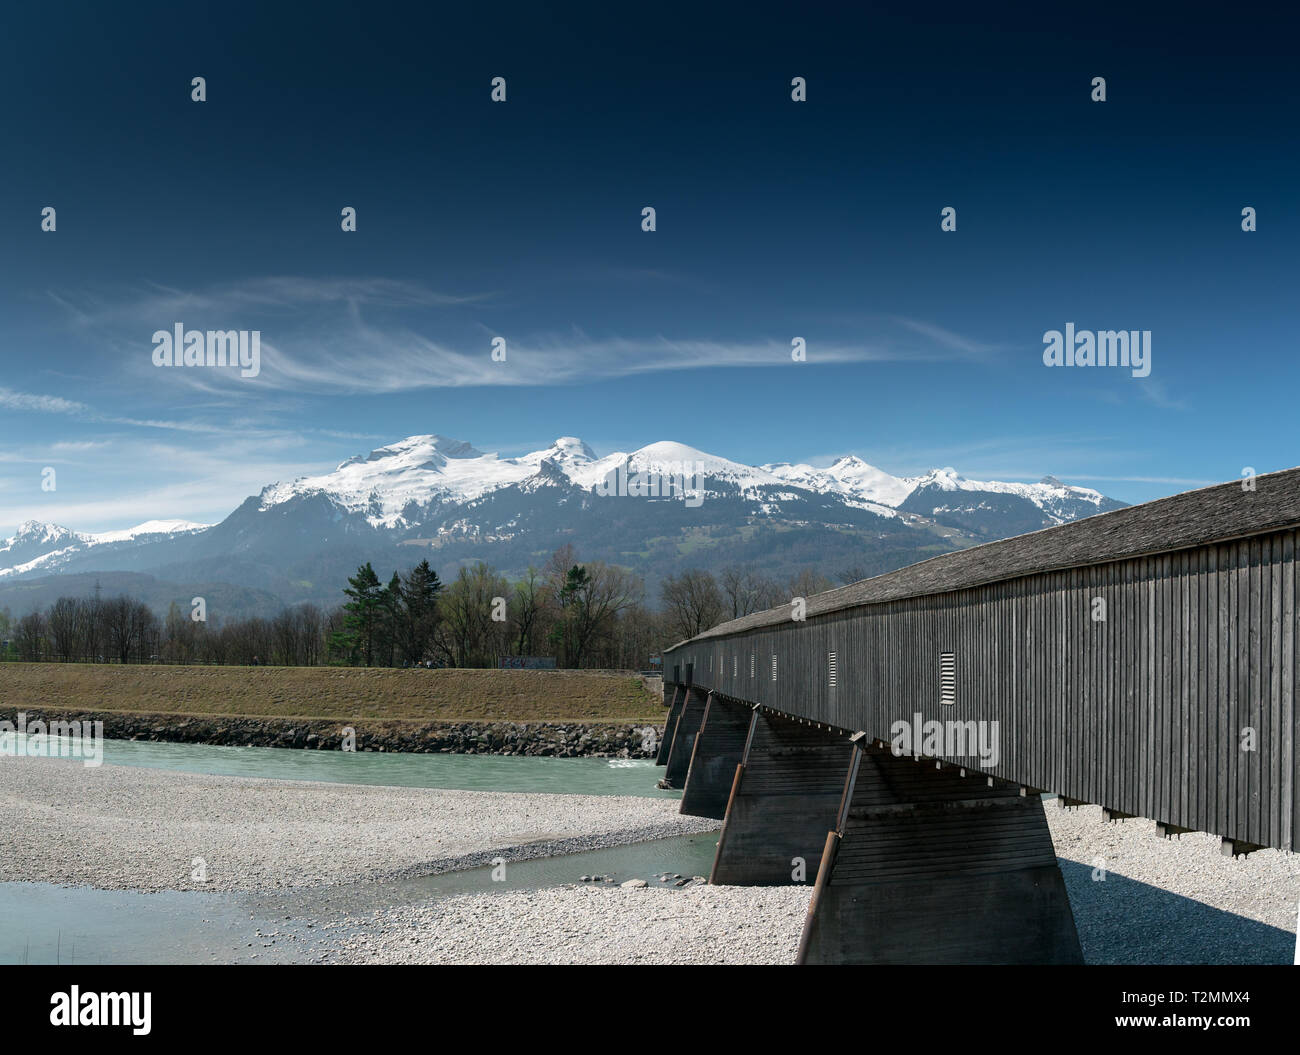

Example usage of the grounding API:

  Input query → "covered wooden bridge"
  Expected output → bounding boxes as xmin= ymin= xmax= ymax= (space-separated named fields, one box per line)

xmin=659 ymin=467 xmax=1300 ymax=964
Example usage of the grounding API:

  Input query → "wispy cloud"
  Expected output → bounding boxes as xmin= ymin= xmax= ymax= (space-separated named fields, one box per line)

xmin=44 ymin=275 xmax=1007 ymax=397
xmin=0 ymin=433 xmax=339 ymax=534
xmin=249 ymin=331 xmax=922 ymax=394
xmin=890 ymin=317 xmax=1007 ymax=362
xmin=0 ymin=387 xmax=88 ymax=415
xmin=49 ymin=276 xmax=492 ymax=329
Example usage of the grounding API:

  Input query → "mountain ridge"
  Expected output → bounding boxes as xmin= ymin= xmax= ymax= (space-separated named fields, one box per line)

xmin=0 ymin=434 xmax=1128 ymax=613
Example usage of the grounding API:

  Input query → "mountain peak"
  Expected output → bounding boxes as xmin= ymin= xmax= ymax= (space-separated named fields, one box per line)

xmin=915 ymin=466 xmax=965 ymax=491
xmin=338 ymin=434 xmax=482 ymax=471
xmin=550 ymin=436 xmax=596 ymax=460
xmin=13 ymin=520 xmax=74 ymax=541
xmin=632 ymin=440 xmax=710 ymax=463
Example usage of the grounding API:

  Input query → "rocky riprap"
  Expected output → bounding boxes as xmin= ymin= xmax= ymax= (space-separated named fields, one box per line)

xmin=3 ymin=708 xmax=664 ymax=758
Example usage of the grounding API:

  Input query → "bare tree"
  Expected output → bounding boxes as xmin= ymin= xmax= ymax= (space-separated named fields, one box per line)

xmin=661 ymin=569 xmax=725 ymax=642
xmin=439 ymin=562 xmax=510 ymax=667
xmin=46 ymin=597 xmax=84 ymax=661
xmin=786 ymin=569 xmax=835 ymax=601
xmin=15 ymin=611 xmax=46 ymax=660
xmin=561 ymin=561 xmax=642 ymax=667
xmin=510 ymin=567 xmax=549 ymax=657
xmin=719 ymin=565 xmax=781 ymax=619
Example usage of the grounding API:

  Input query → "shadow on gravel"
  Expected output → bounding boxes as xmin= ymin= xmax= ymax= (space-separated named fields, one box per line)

xmin=1060 ymin=859 xmax=1295 ymax=964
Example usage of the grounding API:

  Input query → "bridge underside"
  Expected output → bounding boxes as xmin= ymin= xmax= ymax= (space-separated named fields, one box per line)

xmin=679 ymin=693 xmax=752 ymax=818
xmin=658 ymin=688 xmax=1083 ymax=965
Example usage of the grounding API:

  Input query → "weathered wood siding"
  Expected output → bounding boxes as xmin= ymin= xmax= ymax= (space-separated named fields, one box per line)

xmin=665 ymin=529 xmax=1300 ymax=850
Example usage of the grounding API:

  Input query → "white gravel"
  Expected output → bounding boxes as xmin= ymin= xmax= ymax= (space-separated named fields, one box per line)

xmin=309 ymin=802 xmax=1300 ymax=966
xmin=6 ymin=755 xmax=1297 ymax=964
xmin=1048 ymin=804 xmax=1300 ymax=963
xmin=312 ymin=884 xmax=812 ymax=965
xmin=0 ymin=755 xmax=719 ymax=893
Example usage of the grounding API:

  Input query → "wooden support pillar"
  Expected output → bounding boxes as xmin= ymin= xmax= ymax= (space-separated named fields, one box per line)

xmin=663 ymin=687 xmax=709 ymax=788
xmin=654 ymin=684 xmax=683 ymax=766
xmin=796 ymin=745 xmax=1084 ymax=965
xmin=680 ymin=694 xmax=752 ymax=819
xmin=710 ymin=710 xmax=856 ymax=886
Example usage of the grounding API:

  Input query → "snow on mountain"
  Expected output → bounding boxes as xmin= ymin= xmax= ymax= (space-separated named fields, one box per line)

xmin=0 ymin=433 xmax=1126 ymax=587
xmin=1 ymin=521 xmax=81 ymax=551
xmin=906 ymin=467 xmax=1111 ymax=523
xmin=256 ymin=436 xmax=815 ymax=529
xmin=83 ymin=520 xmax=210 ymax=545
xmin=258 ymin=434 xmax=540 ymax=527
xmin=626 ymin=441 xmax=787 ymax=490
xmin=518 ymin=436 xmax=598 ymax=471
xmin=765 ymin=456 xmax=916 ymax=511
xmin=0 ymin=518 xmax=209 ymax=579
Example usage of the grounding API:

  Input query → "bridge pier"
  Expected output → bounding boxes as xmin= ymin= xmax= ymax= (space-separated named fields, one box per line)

xmin=654 ymin=684 xmax=684 ymax=766
xmin=663 ymin=687 xmax=709 ymax=788
xmin=796 ymin=745 xmax=1084 ymax=965
xmin=679 ymin=694 xmax=752 ymax=819
xmin=710 ymin=710 xmax=856 ymax=885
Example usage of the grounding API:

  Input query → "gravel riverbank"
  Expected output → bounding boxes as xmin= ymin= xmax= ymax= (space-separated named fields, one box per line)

xmin=0 ymin=756 xmax=718 ymax=893
xmin=313 ymin=884 xmax=812 ymax=964
xmin=311 ymin=804 xmax=1300 ymax=965
xmin=5 ymin=756 xmax=1296 ymax=964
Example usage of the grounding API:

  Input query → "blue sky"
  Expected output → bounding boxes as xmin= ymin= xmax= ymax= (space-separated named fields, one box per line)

xmin=1 ymin=1 xmax=1297 ymax=532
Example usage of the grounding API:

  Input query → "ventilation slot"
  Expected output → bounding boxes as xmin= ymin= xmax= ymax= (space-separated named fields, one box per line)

xmin=750 ymin=653 xmax=755 ymax=679
xmin=940 ymin=652 xmax=956 ymax=706
xmin=733 ymin=656 xmax=738 ymax=679
xmin=771 ymin=654 xmax=778 ymax=681
xmin=828 ymin=651 xmax=838 ymax=688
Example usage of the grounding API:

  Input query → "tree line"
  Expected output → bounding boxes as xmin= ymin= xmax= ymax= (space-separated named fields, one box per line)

xmin=0 ymin=549 xmax=863 ymax=669
xmin=330 ymin=545 xmax=651 ymax=668
xmin=0 ymin=591 xmax=335 ymax=667
xmin=1 ymin=545 xmax=660 ymax=670
xmin=658 ymin=565 xmax=865 ymax=641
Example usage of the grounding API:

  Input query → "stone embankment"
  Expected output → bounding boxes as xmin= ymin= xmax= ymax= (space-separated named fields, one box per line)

xmin=3 ymin=708 xmax=663 ymax=757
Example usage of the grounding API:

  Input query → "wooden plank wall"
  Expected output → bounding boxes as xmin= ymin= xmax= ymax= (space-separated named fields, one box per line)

xmin=664 ymin=529 xmax=1300 ymax=851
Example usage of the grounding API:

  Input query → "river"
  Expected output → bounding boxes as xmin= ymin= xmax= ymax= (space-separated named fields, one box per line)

xmin=0 ymin=737 xmax=719 ymax=964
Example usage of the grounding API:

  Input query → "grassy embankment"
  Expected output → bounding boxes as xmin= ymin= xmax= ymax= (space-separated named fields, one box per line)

xmin=0 ymin=663 xmax=664 ymax=725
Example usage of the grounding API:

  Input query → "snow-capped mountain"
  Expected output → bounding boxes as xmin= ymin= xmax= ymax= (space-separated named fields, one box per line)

xmin=899 ymin=468 xmax=1120 ymax=537
xmin=0 ymin=519 xmax=208 ymax=579
xmin=0 ymin=434 xmax=1126 ymax=608
xmin=764 ymin=456 xmax=917 ymax=511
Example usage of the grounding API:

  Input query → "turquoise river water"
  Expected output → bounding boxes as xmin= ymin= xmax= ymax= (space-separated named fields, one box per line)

xmin=0 ymin=738 xmax=719 ymax=964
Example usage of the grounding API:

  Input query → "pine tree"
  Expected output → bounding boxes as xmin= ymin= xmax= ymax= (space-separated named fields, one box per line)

xmin=397 ymin=559 xmax=442 ymax=665
xmin=340 ymin=562 xmax=384 ymax=666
